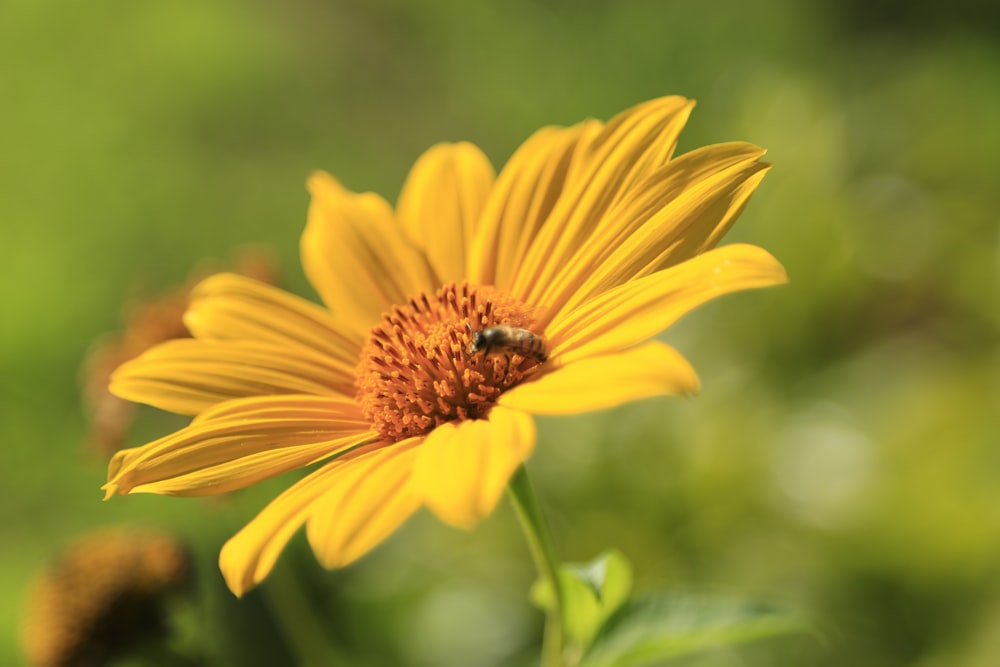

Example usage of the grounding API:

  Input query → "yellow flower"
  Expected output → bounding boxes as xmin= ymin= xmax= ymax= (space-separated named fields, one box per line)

xmin=103 ymin=97 xmax=786 ymax=597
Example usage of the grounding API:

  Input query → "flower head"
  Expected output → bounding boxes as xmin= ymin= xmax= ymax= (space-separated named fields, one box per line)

xmin=21 ymin=528 xmax=190 ymax=667
xmin=81 ymin=248 xmax=279 ymax=455
xmin=103 ymin=97 xmax=787 ymax=596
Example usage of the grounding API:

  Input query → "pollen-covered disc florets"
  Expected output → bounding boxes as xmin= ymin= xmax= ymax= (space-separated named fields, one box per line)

xmin=356 ymin=282 xmax=544 ymax=441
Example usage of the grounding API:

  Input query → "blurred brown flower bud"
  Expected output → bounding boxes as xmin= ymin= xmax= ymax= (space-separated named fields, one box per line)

xmin=82 ymin=247 xmax=279 ymax=455
xmin=20 ymin=527 xmax=192 ymax=667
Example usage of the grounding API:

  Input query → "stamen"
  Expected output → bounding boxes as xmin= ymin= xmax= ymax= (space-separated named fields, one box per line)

xmin=356 ymin=282 xmax=544 ymax=441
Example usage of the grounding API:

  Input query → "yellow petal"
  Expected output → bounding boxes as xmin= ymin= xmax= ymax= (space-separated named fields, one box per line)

xmin=103 ymin=395 xmax=374 ymax=498
xmin=306 ymin=438 xmax=423 ymax=569
xmin=549 ymin=244 xmax=788 ymax=365
xmin=185 ymin=273 xmax=360 ymax=366
xmin=498 ymin=341 xmax=699 ymax=414
xmin=468 ymin=122 xmax=599 ymax=290
xmin=397 ymin=142 xmax=496 ymax=284
xmin=303 ymin=172 xmax=437 ymax=338
xmin=110 ymin=339 xmax=356 ymax=416
xmin=542 ymin=142 xmax=771 ymax=322
xmin=218 ymin=445 xmax=381 ymax=597
xmin=512 ymin=97 xmax=695 ymax=306
xmin=411 ymin=407 xmax=536 ymax=528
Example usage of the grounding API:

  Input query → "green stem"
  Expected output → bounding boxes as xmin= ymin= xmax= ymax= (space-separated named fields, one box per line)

xmin=263 ymin=557 xmax=345 ymax=667
xmin=507 ymin=464 xmax=565 ymax=667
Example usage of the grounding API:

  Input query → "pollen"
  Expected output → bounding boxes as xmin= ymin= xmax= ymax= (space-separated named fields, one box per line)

xmin=356 ymin=282 xmax=544 ymax=441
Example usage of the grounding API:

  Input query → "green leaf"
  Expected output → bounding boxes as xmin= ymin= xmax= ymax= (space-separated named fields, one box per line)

xmin=579 ymin=593 xmax=816 ymax=667
xmin=531 ymin=550 xmax=633 ymax=655
xmin=565 ymin=549 xmax=633 ymax=606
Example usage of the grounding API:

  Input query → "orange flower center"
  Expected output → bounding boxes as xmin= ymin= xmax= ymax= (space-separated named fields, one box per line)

xmin=356 ymin=282 xmax=545 ymax=442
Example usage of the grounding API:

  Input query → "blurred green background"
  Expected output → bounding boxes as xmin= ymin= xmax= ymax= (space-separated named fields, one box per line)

xmin=3 ymin=0 xmax=999 ymax=665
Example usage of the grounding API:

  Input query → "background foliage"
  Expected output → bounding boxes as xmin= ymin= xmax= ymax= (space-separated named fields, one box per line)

xmin=3 ymin=1 xmax=998 ymax=665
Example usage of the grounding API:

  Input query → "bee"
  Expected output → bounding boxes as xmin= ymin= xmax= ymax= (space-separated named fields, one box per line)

xmin=465 ymin=322 xmax=548 ymax=363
